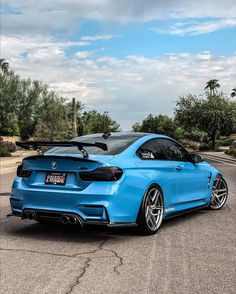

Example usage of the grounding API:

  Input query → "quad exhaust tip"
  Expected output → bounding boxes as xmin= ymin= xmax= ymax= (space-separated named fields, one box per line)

xmin=61 ymin=214 xmax=83 ymax=226
xmin=61 ymin=215 xmax=70 ymax=225
xmin=69 ymin=216 xmax=77 ymax=225
xmin=22 ymin=211 xmax=83 ymax=227
xmin=22 ymin=211 xmax=36 ymax=220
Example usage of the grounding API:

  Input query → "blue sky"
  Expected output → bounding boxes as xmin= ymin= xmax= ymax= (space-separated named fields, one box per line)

xmin=1 ymin=0 xmax=236 ymax=129
xmin=74 ymin=18 xmax=236 ymax=57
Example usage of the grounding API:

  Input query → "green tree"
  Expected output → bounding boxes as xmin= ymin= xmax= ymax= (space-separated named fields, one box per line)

xmin=79 ymin=110 xmax=120 ymax=135
xmin=0 ymin=60 xmax=84 ymax=140
xmin=132 ymin=114 xmax=177 ymax=138
xmin=204 ymin=79 xmax=220 ymax=95
xmin=175 ymin=93 xmax=236 ymax=150
xmin=17 ymin=80 xmax=45 ymax=139
xmin=132 ymin=122 xmax=142 ymax=132
xmin=0 ymin=70 xmax=21 ymax=135
xmin=35 ymin=92 xmax=70 ymax=141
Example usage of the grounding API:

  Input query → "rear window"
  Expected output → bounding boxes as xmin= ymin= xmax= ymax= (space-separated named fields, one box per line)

xmin=46 ymin=134 xmax=143 ymax=155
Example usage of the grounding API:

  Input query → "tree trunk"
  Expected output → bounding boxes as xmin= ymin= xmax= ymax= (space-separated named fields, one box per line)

xmin=210 ymin=132 xmax=216 ymax=150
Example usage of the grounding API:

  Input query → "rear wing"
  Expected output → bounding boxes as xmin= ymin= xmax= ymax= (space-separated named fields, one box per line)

xmin=16 ymin=141 xmax=107 ymax=159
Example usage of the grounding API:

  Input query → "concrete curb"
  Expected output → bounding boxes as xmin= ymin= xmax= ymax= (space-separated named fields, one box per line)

xmin=0 ymin=192 xmax=11 ymax=196
xmin=203 ymin=155 xmax=236 ymax=166
xmin=202 ymin=153 xmax=236 ymax=163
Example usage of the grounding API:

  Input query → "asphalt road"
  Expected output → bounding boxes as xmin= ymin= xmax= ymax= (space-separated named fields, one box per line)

xmin=0 ymin=159 xmax=235 ymax=294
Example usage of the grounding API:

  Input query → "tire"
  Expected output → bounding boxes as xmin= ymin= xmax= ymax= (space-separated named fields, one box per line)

xmin=137 ymin=184 xmax=164 ymax=235
xmin=209 ymin=175 xmax=228 ymax=210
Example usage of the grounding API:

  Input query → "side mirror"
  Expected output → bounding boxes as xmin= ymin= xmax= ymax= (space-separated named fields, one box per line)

xmin=189 ymin=153 xmax=204 ymax=163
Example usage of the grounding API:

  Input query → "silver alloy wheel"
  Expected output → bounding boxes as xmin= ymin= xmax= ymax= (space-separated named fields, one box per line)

xmin=210 ymin=177 xmax=228 ymax=209
xmin=144 ymin=187 xmax=164 ymax=231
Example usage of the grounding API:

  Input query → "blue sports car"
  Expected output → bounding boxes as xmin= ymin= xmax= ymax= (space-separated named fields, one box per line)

xmin=11 ymin=132 xmax=228 ymax=235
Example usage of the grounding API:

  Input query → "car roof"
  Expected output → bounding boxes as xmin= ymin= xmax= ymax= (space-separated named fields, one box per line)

xmin=78 ymin=132 xmax=149 ymax=138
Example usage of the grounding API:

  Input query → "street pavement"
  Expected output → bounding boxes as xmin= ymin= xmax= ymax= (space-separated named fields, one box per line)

xmin=0 ymin=159 xmax=235 ymax=294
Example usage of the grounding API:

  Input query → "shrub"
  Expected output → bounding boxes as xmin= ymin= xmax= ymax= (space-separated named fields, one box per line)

xmin=225 ymin=148 xmax=236 ymax=158
xmin=199 ymin=143 xmax=212 ymax=151
xmin=0 ymin=141 xmax=17 ymax=152
xmin=230 ymin=150 xmax=236 ymax=157
xmin=0 ymin=145 xmax=11 ymax=157
xmin=188 ymin=142 xmax=200 ymax=150
xmin=216 ymin=138 xmax=234 ymax=147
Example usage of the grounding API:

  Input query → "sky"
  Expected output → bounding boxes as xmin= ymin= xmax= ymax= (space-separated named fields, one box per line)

xmin=1 ymin=0 xmax=236 ymax=130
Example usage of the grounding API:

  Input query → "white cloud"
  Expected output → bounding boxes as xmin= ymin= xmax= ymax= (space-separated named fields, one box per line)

xmin=75 ymin=51 xmax=93 ymax=59
xmin=1 ymin=36 xmax=90 ymax=60
xmin=2 ymin=35 xmax=235 ymax=129
xmin=152 ymin=18 xmax=236 ymax=35
xmin=196 ymin=51 xmax=212 ymax=60
xmin=80 ymin=35 xmax=114 ymax=41
xmin=2 ymin=0 xmax=236 ymax=36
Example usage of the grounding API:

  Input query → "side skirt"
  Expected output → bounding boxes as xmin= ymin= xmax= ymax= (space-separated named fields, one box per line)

xmin=163 ymin=204 xmax=209 ymax=220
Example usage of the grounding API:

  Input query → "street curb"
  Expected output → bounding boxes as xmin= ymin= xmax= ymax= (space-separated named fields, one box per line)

xmin=203 ymin=155 xmax=236 ymax=166
xmin=202 ymin=153 xmax=236 ymax=164
xmin=0 ymin=192 xmax=11 ymax=196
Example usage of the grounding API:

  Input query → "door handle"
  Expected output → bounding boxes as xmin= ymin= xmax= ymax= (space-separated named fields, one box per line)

xmin=176 ymin=165 xmax=182 ymax=171
xmin=208 ymin=172 xmax=212 ymax=182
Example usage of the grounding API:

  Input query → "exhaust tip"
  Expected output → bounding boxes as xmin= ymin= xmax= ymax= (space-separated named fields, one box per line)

xmin=61 ymin=215 xmax=70 ymax=225
xmin=61 ymin=214 xmax=83 ymax=226
xmin=69 ymin=216 xmax=77 ymax=225
xmin=28 ymin=213 xmax=33 ymax=220
xmin=28 ymin=212 xmax=36 ymax=220
xmin=21 ymin=212 xmax=28 ymax=219
xmin=22 ymin=211 xmax=36 ymax=220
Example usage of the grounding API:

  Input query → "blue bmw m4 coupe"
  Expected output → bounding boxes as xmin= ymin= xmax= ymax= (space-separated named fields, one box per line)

xmin=11 ymin=132 xmax=228 ymax=235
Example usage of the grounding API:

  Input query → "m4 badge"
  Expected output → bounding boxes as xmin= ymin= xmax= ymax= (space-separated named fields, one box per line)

xmin=164 ymin=207 xmax=175 ymax=213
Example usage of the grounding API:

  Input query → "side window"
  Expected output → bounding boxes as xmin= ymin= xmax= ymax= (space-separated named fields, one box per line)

xmin=137 ymin=139 xmax=167 ymax=160
xmin=159 ymin=139 xmax=189 ymax=162
xmin=137 ymin=138 xmax=189 ymax=161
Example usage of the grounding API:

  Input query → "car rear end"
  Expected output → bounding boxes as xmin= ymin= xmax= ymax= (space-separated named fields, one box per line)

xmin=11 ymin=154 xmax=125 ymax=225
xmin=10 ymin=133 xmax=148 ymax=226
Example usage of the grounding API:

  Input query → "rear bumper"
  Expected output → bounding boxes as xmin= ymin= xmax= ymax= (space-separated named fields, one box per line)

xmin=10 ymin=174 xmax=146 ymax=223
xmin=11 ymin=208 xmax=137 ymax=227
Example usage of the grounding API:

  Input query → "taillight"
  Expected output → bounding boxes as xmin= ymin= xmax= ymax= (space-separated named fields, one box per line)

xmin=79 ymin=166 xmax=123 ymax=182
xmin=17 ymin=164 xmax=32 ymax=178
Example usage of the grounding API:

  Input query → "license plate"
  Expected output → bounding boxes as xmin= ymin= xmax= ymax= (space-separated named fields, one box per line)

xmin=45 ymin=172 xmax=67 ymax=185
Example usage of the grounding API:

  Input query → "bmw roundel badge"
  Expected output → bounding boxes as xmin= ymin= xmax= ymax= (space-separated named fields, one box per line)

xmin=51 ymin=161 xmax=57 ymax=169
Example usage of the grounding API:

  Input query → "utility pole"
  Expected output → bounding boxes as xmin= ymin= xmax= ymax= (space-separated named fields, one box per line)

xmin=72 ymin=97 xmax=77 ymax=138
xmin=103 ymin=111 xmax=109 ymax=132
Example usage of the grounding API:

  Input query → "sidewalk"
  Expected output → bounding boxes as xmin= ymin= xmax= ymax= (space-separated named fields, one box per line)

xmin=0 ymin=151 xmax=36 ymax=195
xmin=0 ymin=150 xmax=36 ymax=175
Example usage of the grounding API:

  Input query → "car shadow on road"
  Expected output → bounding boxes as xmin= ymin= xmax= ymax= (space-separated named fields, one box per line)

xmin=1 ymin=207 xmax=222 ymax=244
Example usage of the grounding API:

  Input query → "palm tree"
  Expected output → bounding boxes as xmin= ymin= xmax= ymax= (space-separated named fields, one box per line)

xmin=231 ymin=87 xmax=236 ymax=97
xmin=204 ymin=79 xmax=220 ymax=95
xmin=0 ymin=58 xmax=9 ymax=74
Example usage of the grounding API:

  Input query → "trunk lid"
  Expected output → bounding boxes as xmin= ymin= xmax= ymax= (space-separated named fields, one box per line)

xmin=21 ymin=154 xmax=113 ymax=191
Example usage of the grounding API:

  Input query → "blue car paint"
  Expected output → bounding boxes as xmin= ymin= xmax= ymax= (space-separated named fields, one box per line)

xmin=10 ymin=133 xmax=221 ymax=224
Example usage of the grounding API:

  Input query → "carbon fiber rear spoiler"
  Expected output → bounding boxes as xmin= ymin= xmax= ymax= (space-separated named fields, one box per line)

xmin=16 ymin=141 xmax=107 ymax=158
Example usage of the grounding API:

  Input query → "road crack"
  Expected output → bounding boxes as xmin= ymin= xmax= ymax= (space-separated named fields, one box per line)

xmin=101 ymin=247 xmax=123 ymax=274
xmin=1 ymin=237 xmax=124 ymax=294
xmin=65 ymin=257 xmax=91 ymax=294
xmin=64 ymin=237 xmax=124 ymax=294
xmin=0 ymin=247 xmax=76 ymax=258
